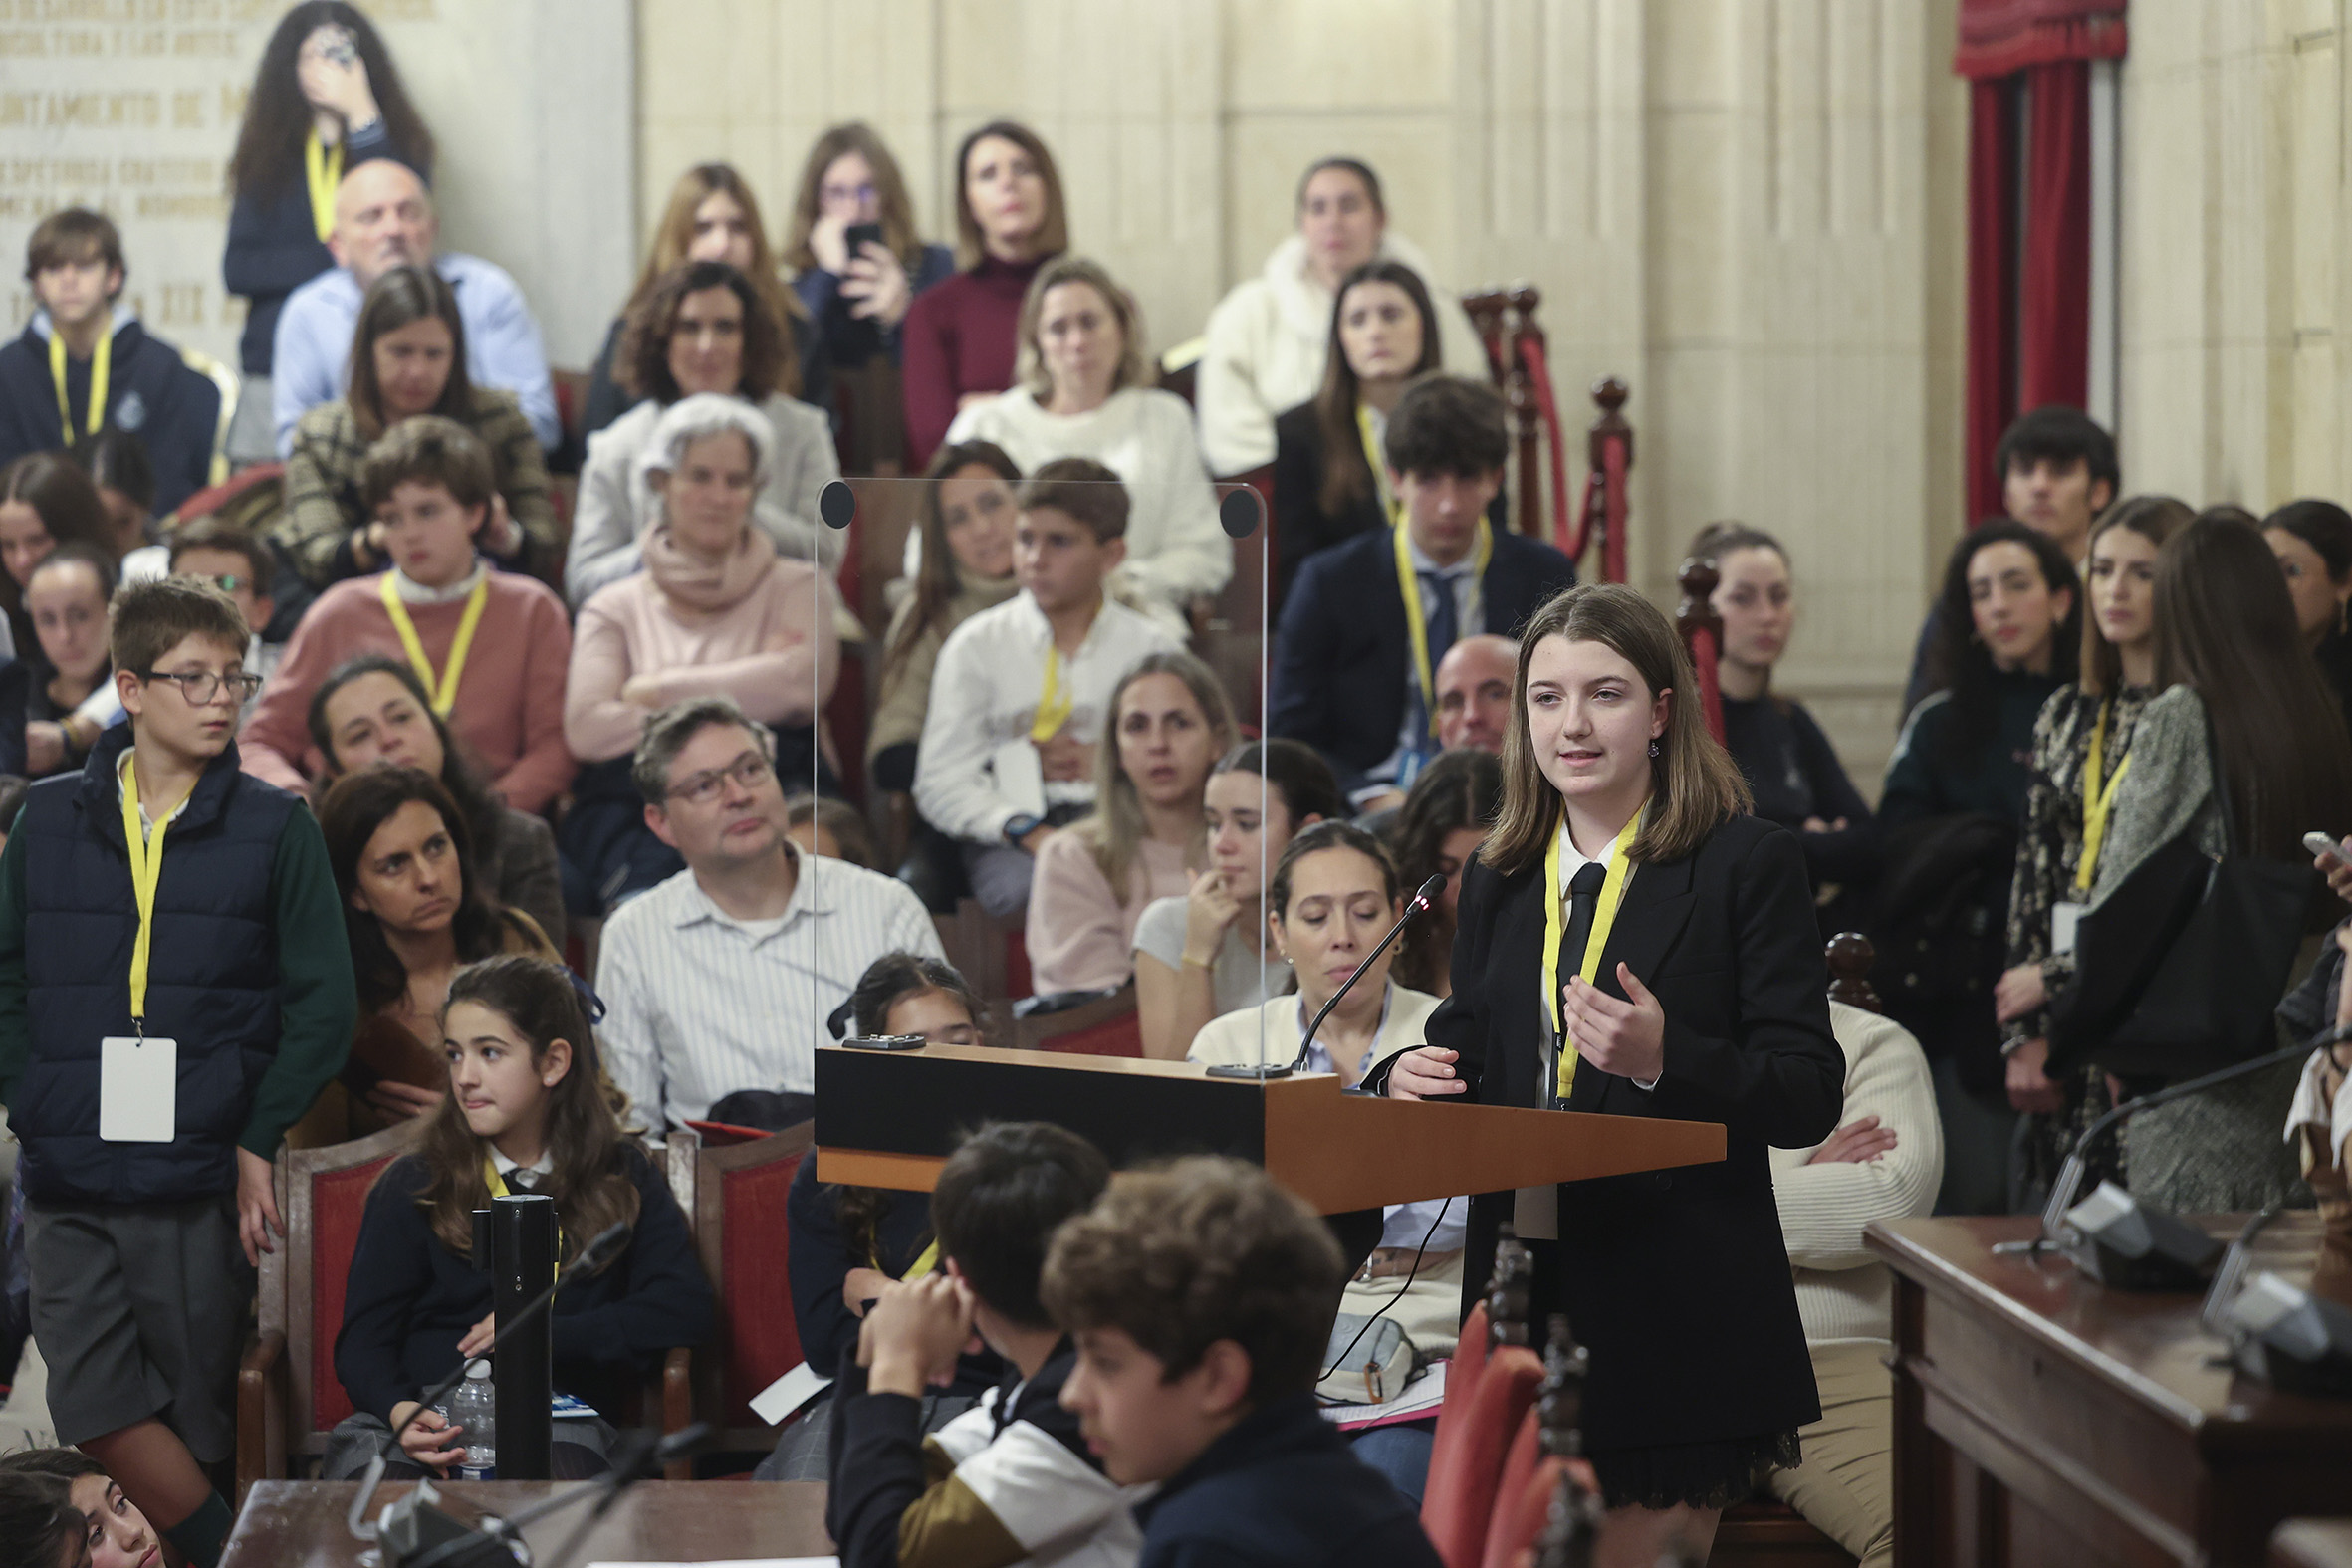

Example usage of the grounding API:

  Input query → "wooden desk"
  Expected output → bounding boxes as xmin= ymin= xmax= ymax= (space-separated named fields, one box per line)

xmin=221 ymin=1479 xmax=832 ymax=1566
xmin=1868 ymin=1214 xmax=2352 ymax=1568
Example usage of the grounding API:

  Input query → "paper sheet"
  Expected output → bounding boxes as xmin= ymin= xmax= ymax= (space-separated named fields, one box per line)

xmin=1319 ymin=1358 xmax=1447 ymax=1431
xmin=748 ymin=1361 xmax=833 ymax=1427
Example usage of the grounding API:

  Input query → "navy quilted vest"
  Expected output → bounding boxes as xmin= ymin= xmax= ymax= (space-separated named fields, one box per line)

xmin=11 ymin=727 xmax=300 ymax=1205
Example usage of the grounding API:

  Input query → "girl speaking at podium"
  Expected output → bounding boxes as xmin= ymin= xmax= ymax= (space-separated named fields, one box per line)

xmin=1367 ymin=584 xmax=1843 ymax=1560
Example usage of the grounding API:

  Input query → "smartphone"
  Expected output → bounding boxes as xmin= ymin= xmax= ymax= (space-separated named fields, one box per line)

xmin=2305 ymin=831 xmax=2343 ymax=864
xmin=842 ymin=1033 xmax=927 ymax=1052
xmin=844 ymin=222 xmax=885 ymax=259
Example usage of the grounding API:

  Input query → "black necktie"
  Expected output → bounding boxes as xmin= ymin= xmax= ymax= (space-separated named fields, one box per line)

xmin=1552 ymin=861 xmax=1610 ymax=1108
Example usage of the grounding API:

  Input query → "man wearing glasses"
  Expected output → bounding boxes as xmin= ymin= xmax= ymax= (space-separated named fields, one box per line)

xmin=593 ymin=696 xmax=944 ymax=1141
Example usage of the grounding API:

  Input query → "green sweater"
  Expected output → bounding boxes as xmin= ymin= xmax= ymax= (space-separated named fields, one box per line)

xmin=0 ymin=797 xmax=355 ymax=1160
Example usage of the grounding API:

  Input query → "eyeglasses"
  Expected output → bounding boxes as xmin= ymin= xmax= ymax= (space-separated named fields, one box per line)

xmin=665 ymin=752 xmax=772 ymax=806
xmin=182 ymin=572 xmax=250 ymax=593
xmin=140 ymin=668 xmax=264 ymax=705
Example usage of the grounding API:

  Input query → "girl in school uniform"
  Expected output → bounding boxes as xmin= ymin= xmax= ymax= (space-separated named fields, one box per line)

xmin=759 ymin=954 xmax=1006 ymax=1481
xmin=1371 ymin=583 xmax=1843 ymax=1562
xmin=331 ymin=955 xmax=712 ymax=1480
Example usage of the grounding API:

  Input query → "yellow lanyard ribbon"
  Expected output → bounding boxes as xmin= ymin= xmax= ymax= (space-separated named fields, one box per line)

xmin=2074 ymin=701 xmax=2132 ymax=895
xmin=902 ymin=1239 xmax=941 ymax=1281
xmin=50 ymin=327 xmax=110 ymax=446
xmin=380 ymin=572 xmax=490 ymax=717
xmin=305 ymin=131 xmax=344 ymax=243
xmin=1355 ymin=404 xmax=1398 ymax=525
xmin=484 ymin=1156 xmax=566 ymax=1280
xmin=117 ymin=753 xmax=172 ymax=1029
xmin=1393 ymin=519 xmax=1493 ymax=741
xmin=1543 ymin=810 xmax=1637 ymax=1100
xmin=1030 ymin=640 xmax=1074 ymax=742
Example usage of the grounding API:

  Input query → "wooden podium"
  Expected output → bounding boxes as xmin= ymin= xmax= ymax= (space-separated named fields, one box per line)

xmin=812 ymin=1043 xmax=1726 ymax=1213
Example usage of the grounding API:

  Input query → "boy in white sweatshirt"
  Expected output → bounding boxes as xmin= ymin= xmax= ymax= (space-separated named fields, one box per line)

xmin=914 ymin=458 xmax=1179 ymax=917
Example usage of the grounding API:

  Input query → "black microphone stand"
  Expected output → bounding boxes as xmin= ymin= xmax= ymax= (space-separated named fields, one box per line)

xmin=349 ymin=1220 xmax=632 ymax=1558
xmin=1204 ymin=875 xmax=1444 ymax=1081
xmin=1993 ymin=1036 xmax=2321 ymax=1261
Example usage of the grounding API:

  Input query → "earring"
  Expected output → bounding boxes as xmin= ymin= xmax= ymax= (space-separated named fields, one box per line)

xmin=1648 ymin=739 xmax=1662 ymax=758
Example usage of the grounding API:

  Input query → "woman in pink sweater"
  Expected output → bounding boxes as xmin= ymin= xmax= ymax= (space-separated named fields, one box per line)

xmin=561 ymin=394 xmax=840 ymax=909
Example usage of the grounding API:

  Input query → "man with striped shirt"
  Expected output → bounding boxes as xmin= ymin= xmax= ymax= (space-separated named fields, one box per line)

xmin=596 ymin=697 xmax=943 ymax=1139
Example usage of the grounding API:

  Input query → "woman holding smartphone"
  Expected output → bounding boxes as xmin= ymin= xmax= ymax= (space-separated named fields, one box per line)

xmin=1368 ymin=583 xmax=1842 ymax=1563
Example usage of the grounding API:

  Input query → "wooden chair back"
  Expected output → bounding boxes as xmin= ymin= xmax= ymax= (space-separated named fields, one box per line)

xmin=934 ymin=898 xmax=1030 ymax=1005
xmin=691 ymin=1120 xmax=816 ymax=1445
xmin=1826 ymin=932 xmax=1881 ymax=1012
xmin=1014 ymin=984 xmax=1141 ymax=1057
xmin=237 ymin=1119 xmax=424 ymax=1497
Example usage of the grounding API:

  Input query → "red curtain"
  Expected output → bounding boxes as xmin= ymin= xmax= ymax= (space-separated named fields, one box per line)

xmin=1965 ymin=76 xmax=2018 ymax=527
xmin=1955 ymin=2 xmax=2124 ymax=526
xmin=2018 ymin=60 xmax=2091 ymax=412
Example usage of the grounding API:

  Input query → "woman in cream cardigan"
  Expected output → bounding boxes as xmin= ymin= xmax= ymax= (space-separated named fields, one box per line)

xmin=1188 ymin=819 xmax=1464 ymax=1501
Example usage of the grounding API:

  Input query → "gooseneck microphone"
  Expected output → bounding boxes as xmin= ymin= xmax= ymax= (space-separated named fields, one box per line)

xmin=1290 ymin=873 xmax=1447 ymax=1072
xmin=1992 ymin=1038 xmax=2318 ymax=1266
xmin=1206 ymin=874 xmax=1443 ymax=1080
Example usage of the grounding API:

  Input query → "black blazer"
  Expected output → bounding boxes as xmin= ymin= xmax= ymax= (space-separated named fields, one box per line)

xmin=1269 ymin=526 xmax=1575 ymax=791
xmin=1268 ymin=400 xmax=1511 ymax=616
xmin=1366 ymin=812 xmax=1844 ymax=1453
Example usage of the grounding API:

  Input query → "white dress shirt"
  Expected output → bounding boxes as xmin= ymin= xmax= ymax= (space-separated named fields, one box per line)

xmin=913 ymin=590 xmax=1179 ymax=844
xmin=594 ymin=843 xmax=945 ymax=1138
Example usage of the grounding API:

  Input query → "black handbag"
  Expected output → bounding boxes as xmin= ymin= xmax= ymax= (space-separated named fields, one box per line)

xmin=2046 ymin=723 xmax=2312 ymax=1079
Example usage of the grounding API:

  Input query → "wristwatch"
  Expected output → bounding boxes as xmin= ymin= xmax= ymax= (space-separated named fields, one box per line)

xmin=1003 ymin=814 xmax=1044 ymax=846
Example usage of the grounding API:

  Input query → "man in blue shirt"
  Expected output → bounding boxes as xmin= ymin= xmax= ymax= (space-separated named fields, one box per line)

xmin=269 ymin=158 xmax=557 ymax=456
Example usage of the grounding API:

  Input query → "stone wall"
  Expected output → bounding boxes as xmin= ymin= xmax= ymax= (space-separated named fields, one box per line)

xmin=0 ymin=0 xmax=633 ymax=371
xmin=638 ymin=0 xmax=1971 ymax=784
xmin=2115 ymin=0 xmax=2352 ymax=515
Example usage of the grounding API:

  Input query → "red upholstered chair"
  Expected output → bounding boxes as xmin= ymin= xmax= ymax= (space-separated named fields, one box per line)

xmin=1483 ymin=1454 xmax=1571 ymax=1568
xmin=1478 ymin=1407 xmax=1546 ymax=1568
xmin=1420 ymin=1341 xmax=1545 ymax=1568
xmin=691 ymin=1120 xmax=816 ymax=1453
xmin=236 ymin=1119 xmax=423 ymax=1501
xmin=1014 ymin=984 xmax=1141 ymax=1057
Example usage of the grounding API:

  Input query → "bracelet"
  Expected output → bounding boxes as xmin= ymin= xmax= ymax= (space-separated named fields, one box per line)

xmin=1180 ymin=950 xmax=1217 ymax=969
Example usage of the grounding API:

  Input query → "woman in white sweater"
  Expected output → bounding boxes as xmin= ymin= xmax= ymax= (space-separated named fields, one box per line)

xmin=569 ymin=259 xmax=841 ymax=607
xmin=1194 ymin=156 xmax=1490 ymax=477
xmin=1764 ymin=1002 xmax=1944 ymax=1568
xmin=943 ymin=255 xmax=1230 ymax=620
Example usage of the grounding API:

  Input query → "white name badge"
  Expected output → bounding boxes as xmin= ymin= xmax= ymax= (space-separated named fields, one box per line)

xmin=2051 ymin=901 xmax=2084 ymax=958
xmin=99 ymin=1036 xmax=175 ymax=1143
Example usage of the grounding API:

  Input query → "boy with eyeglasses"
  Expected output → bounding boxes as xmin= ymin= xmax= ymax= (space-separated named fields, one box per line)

xmin=238 ymin=414 xmax=574 ymax=812
xmin=166 ymin=517 xmax=282 ymax=715
xmin=0 ymin=576 xmax=356 ymax=1568
xmin=594 ymin=695 xmax=943 ymax=1140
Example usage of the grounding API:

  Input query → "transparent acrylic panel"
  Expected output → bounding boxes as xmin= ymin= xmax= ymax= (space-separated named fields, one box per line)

xmin=816 ymin=473 xmax=1275 ymax=1074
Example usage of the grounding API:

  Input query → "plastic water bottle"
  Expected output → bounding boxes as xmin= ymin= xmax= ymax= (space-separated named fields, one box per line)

xmin=433 ymin=1359 xmax=497 ymax=1479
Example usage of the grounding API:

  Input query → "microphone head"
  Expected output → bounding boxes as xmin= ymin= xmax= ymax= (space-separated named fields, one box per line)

xmin=1412 ymin=874 xmax=1446 ymax=910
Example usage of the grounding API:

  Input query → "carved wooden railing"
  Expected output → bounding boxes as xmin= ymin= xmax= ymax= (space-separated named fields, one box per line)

xmin=1461 ymin=287 xmax=1631 ymax=583
xmin=1673 ymin=555 xmax=1727 ymax=744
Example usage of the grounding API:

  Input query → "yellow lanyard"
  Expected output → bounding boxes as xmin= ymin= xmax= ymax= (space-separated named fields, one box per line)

xmin=484 ymin=1156 xmax=566 ymax=1279
xmin=50 ymin=327 xmax=110 ymax=446
xmin=2074 ymin=701 xmax=2132 ymax=895
xmin=1542 ymin=810 xmax=1637 ymax=1100
xmin=1030 ymin=640 xmax=1074 ymax=742
xmin=305 ymin=132 xmax=344 ymax=243
xmin=1354 ymin=404 xmax=1398 ymax=525
xmin=1393 ymin=519 xmax=1492 ymax=741
xmin=902 ymin=1239 xmax=941 ymax=1281
xmin=380 ymin=572 xmax=490 ymax=717
xmin=117 ymin=753 xmax=174 ymax=1029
